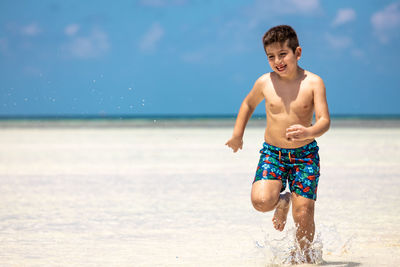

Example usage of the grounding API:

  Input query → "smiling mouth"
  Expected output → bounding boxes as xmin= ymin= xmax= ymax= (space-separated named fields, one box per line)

xmin=276 ymin=65 xmax=287 ymax=72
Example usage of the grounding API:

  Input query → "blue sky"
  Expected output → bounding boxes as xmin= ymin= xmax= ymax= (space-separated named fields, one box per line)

xmin=1 ymin=0 xmax=399 ymax=116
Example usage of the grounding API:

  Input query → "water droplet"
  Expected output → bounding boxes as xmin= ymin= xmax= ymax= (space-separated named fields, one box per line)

xmin=93 ymin=80 xmax=96 ymax=83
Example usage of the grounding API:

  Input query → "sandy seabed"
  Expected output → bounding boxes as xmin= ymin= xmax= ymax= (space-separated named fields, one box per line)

xmin=0 ymin=126 xmax=399 ymax=266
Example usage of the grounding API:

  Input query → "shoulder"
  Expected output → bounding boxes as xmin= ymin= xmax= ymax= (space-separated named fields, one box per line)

xmin=254 ymin=72 xmax=272 ymax=88
xmin=304 ymin=70 xmax=325 ymax=90
xmin=257 ymin=72 xmax=271 ymax=83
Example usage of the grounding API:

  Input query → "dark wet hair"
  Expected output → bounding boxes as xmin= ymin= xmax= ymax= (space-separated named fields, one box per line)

xmin=262 ymin=25 xmax=299 ymax=53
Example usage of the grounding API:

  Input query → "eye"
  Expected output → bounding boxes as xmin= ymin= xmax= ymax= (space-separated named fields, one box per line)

xmin=268 ymin=56 xmax=274 ymax=59
xmin=280 ymin=53 xmax=287 ymax=56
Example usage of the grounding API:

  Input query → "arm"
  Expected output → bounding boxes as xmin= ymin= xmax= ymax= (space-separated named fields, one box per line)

xmin=286 ymin=77 xmax=330 ymax=140
xmin=225 ymin=77 xmax=265 ymax=152
xmin=309 ymin=77 xmax=330 ymax=137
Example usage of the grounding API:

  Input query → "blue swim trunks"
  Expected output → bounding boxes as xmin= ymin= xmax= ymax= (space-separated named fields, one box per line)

xmin=253 ymin=140 xmax=320 ymax=200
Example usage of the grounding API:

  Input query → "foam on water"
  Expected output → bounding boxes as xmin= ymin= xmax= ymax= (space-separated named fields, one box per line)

xmin=254 ymin=223 xmax=355 ymax=265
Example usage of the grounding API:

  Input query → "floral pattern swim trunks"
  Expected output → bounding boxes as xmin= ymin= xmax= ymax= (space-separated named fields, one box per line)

xmin=253 ymin=140 xmax=320 ymax=200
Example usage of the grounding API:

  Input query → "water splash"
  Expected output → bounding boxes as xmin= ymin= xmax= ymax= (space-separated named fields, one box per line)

xmin=254 ymin=224 xmax=355 ymax=265
xmin=319 ymin=224 xmax=356 ymax=257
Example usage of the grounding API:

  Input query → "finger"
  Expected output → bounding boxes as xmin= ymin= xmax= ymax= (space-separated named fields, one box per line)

xmin=286 ymin=127 xmax=299 ymax=133
xmin=287 ymin=130 xmax=301 ymax=137
xmin=290 ymin=124 xmax=302 ymax=128
xmin=288 ymin=124 xmax=303 ymax=130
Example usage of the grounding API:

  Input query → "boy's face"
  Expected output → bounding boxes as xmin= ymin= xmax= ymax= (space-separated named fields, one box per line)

xmin=265 ymin=40 xmax=301 ymax=78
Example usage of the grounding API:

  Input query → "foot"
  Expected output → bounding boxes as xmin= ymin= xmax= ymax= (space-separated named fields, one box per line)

xmin=288 ymin=247 xmax=316 ymax=265
xmin=272 ymin=192 xmax=291 ymax=231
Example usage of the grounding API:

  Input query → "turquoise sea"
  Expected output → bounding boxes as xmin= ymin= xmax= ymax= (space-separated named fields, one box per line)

xmin=1 ymin=114 xmax=400 ymax=128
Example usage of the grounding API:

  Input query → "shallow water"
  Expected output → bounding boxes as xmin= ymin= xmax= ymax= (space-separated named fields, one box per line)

xmin=0 ymin=126 xmax=399 ymax=266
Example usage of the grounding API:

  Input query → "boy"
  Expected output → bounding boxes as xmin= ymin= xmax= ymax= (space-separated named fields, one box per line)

xmin=225 ymin=25 xmax=330 ymax=261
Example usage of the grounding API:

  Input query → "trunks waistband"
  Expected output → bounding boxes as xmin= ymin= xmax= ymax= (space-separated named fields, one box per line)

xmin=261 ymin=140 xmax=318 ymax=155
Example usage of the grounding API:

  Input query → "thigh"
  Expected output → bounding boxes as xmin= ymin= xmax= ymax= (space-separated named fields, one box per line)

xmin=253 ymin=150 xmax=288 ymax=191
xmin=289 ymin=155 xmax=320 ymax=201
xmin=251 ymin=179 xmax=282 ymax=202
xmin=291 ymin=192 xmax=315 ymax=218
xmin=292 ymin=192 xmax=315 ymax=207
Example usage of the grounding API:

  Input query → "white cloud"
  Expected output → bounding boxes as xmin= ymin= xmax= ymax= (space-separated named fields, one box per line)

xmin=325 ymin=33 xmax=352 ymax=49
xmin=290 ymin=0 xmax=320 ymax=13
xmin=332 ymin=8 xmax=356 ymax=27
xmin=139 ymin=23 xmax=164 ymax=52
xmin=351 ymin=49 xmax=367 ymax=62
xmin=139 ymin=0 xmax=187 ymax=7
xmin=243 ymin=0 xmax=322 ymax=29
xmin=248 ymin=0 xmax=321 ymax=17
xmin=65 ymin=24 xmax=80 ymax=36
xmin=179 ymin=0 xmax=323 ymax=64
xmin=20 ymin=23 xmax=42 ymax=36
xmin=63 ymin=28 xmax=110 ymax=58
xmin=181 ymin=50 xmax=207 ymax=63
xmin=371 ymin=2 xmax=400 ymax=43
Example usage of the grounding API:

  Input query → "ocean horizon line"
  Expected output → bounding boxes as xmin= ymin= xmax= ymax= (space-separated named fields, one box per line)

xmin=1 ymin=113 xmax=400 ymax=128
xmin=1 ymin=113 xmax=400 ymax=120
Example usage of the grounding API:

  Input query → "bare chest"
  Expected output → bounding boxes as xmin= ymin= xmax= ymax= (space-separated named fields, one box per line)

xmin=263 ymin=85 xmax=314 ymax=116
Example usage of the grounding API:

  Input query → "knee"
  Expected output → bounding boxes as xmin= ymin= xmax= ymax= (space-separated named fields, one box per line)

xmin=251 ymin=194 xmax=278 ymax=212
xmin=292 ymin=203 xmax=314 ymax=223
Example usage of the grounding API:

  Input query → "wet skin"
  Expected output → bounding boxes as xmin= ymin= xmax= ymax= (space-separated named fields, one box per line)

xmin=226 ymin=40 xmax=330 ymax=260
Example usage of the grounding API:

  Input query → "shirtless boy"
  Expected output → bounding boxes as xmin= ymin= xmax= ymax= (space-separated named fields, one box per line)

xmin=225 ymin=25 xmax=330 ymax=261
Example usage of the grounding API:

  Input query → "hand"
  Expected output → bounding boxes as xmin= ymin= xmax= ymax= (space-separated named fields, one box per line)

xmin=286 ymin=124 xmax=312 ymax=141
xmin=225 ymin=136 xmax=243 ymax=153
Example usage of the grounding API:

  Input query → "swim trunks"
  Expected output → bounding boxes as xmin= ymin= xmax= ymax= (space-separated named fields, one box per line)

xmin=253 ymin=140 xmax=320 ymax=200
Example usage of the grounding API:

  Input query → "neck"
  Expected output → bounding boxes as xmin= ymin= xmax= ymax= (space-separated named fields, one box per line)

xmin=277 ymin=66 xmax=302 ymax=82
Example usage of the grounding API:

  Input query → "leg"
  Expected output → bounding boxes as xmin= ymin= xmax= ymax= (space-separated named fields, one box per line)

xmin=291 ymin=192 xmax=315 ymax=257
xmin=288 ymin=143 xmax=320 ymax=256
xmin=251 ymin=179 xmax=291 ymax=231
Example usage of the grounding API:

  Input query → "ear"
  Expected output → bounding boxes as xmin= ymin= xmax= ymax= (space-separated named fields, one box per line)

xmin=295 ymin=46 xmax=302 ymax=60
